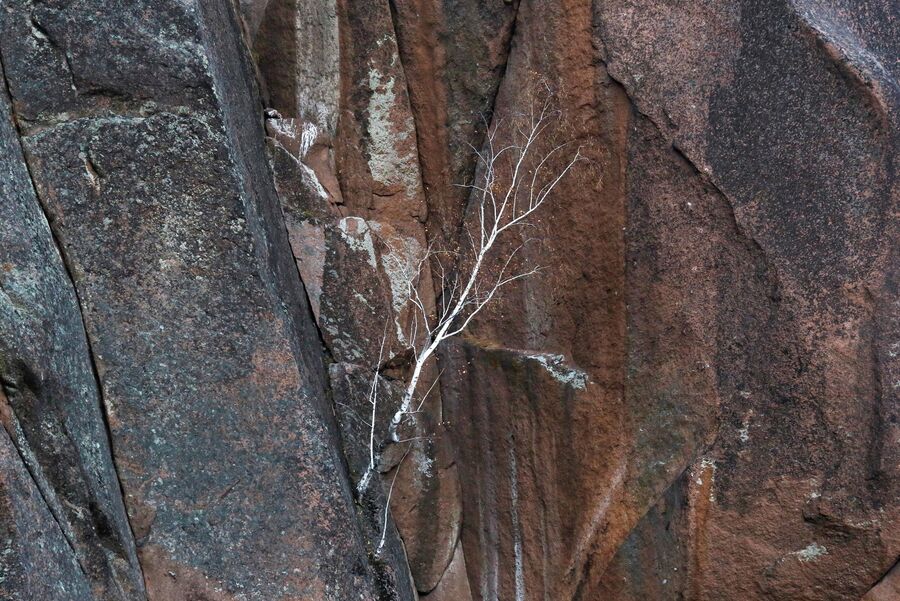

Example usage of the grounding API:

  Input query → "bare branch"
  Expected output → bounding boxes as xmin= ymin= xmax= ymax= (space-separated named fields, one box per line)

xmin=376 ymin=444 xmax=411 ymax=556
xmin=363 ymin=91 xmax=579 ymax=551
xmin=357 ymin=324 xmax=389 ymax=494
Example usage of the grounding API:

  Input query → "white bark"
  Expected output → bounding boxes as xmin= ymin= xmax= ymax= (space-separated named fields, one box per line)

xmin=357 ymin=95 xmax=581 ymax=557
xmin=389 ymin=98 xmax=581 ymax=437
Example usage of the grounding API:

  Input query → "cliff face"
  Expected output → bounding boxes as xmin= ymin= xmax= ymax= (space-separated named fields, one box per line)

xmin=0 ymin=1 xmax=896 ymax=600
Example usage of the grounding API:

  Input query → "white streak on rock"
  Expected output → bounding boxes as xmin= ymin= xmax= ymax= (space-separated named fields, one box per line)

xmin=526 ymin=353 xmax=588 ymax=389
xmin=300 ymin=122 xmax=317 ymax=158
xmin=336 ymin=217 xmax=377 ymax=269
xmin=508 ymin=448 xmax=526 ymax=601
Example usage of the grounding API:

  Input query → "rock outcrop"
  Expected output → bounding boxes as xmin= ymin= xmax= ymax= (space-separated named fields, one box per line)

xmin=1 ymin=1 xmax=386 ymax=598
xmin=0 ymin=0 xmax=895 ymax=600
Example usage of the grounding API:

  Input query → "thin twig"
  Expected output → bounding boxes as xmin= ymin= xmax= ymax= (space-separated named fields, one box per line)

xmin=376 ymin=445 xmax=412 ymax=556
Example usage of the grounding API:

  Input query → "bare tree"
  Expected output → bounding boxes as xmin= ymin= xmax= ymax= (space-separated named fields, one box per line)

xmin=356 ymin=94 xmax=581 ymax=552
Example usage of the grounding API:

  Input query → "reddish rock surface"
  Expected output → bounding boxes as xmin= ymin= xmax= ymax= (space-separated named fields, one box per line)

xmin=0 ymin=0 xmax=895 ymax=599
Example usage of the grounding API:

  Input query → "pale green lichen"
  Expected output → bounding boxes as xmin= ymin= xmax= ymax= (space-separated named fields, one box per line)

xmin=369 ymin=222 xmax=423 ymax=346
xmin=794 ymin=542 xmax=827 ymax=562
xmin=365 ymin=60 xmax=422 ymax=199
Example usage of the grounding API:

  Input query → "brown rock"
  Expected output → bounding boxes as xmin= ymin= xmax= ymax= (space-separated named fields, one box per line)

xmin=863 ymin=560 xmax=900 ymax=601
xmin=389 ymin=424 xmax=462 ymax=593
xmin=437 ymin=0 xmax=898 ymax=598
xmin=255 ymin=2 xmax=465 ymax=594
xmin=442 ymin=343 xmax=628 ymax=600
xmin=588 ymin=0 xmax=899 ymax=597
xmin=422 ymin=539 xmax=474 ymax=601
xmin=0 ymin=0 xmax=895 ymax=599
xmin=336 ymin=0 xmax=427 ymax=228
xmin=390 ymin=0 xmax=520 ymax=244
xmin=245 ymin=0 xmax=340 ymax=132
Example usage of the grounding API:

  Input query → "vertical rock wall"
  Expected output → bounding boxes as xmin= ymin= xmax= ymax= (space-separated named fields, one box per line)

xmin=0 ymin=58 xmax=143 ymax=601
xmin=435 ymin=0 xmax=898 ymax=599
xmin=0 ymin=1 xmax=388 ymax=599
xmin=0 ymin=0 xmax=895 ymax=600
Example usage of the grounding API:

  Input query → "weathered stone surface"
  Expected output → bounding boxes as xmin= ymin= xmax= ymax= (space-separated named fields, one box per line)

xmin=390 ymin=0 xmax=520 ymax=243
xmin=0 ymin=0 xmax=895 ymax=598
xmin=267 ymin=117 xmax=426 ymax=365
xmin=589 ymin=0 xmax=899 ymax=597
xmin=443 ymin=342 xmax=626 ymax=601
xmin=325 ymin=2 xmax=468 ymax=582
xmin=335 ymin=0 xmax=428 ymax=229
xmin=247 ymin=0 xmax=340 ymax=131
xmin=0 ymin=61 xmax=145 ymax=600
xmin=256 ymin=2 xmax=464 ymax=594
xmin=329 ymin=357 xmax=460 ymax=596
xmin=387 ymin=420 xmax=461 ymax=594
xmin=421 ymin=539 xmax=473 ymax=601
xmin=0 ymin=423 xmax=96 ymax=601
xmin=437 ymin=0 xmax=898 ymax=599
xmin=593 ymin=470 xmax=691 ymax=600
xmin=266 ymin=96 xmax=455 ymax=598
xmin=437 ymin=1 xmax=631 ymax=598
xmin=328 ymin=362 xmax=417 ymax=601
xmin=863 ymin=559 xmax=900 ymax=601
xmin=0 ymin=0 xmax=383 ymax=598
xmin=330 ymin=362 xmax=403 ymax=485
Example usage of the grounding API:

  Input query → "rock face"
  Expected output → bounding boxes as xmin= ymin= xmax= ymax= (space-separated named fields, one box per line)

xmin=0 ymin=1 xmax=896 ymax=601
xmin=0 ymin=58 xmax=144 ymax=601
xmin=0 ymin=1 xmax=385 ymax=599
xmin=0 ymin=422 xmax=96 ymax=601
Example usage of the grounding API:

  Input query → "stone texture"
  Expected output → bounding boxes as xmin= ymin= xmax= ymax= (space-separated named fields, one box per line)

xmin=442 ymin=342 xmax=626 ymax=601
xmin=0 ymin=423 xmax=96 ymax=601
xmin=328 ymin=362 xmax=417 ymax=601
xmin=589 ymin=0 xmax=899 ymax=597
xmin=248 ymin=0 xmax=340 ymax=131
xmin=329 ymin=362 xmax=404 ymax=486
xmin=0 ymin=0 xmax=895 ymax=599
xmin=387 ymin=418 xmax=461 ymax=594
xmin=254 ymin=0 xmax=465 ymax=594
xmin=421 ymin=539 xmax=473 ymax=601
xmin=390 ymin=0 xmax=520 ymax=243
xmin=0 ymin=0 xmax=384 ymax=598
xmin=0 ymin=59 xmax=145 ymax=601
xmin=265 ymin=97 xmax=453 ymax=598
xmin=335 ymin=0 xmax=428 ymax=228
xmin=438 ymin=1 xmax=632 ymax=598
xmin=437 ymin=0 xmax=898 ymax=599
xmin=863 ymin=559 xmax=900 ymax=601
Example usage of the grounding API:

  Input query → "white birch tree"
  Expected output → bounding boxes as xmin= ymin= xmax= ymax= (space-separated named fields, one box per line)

xmin=356 ymin=94 xmax=581 ymax=553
